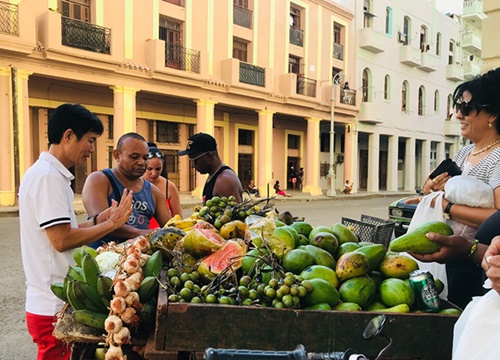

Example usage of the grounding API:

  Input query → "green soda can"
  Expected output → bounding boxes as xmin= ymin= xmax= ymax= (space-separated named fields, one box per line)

xmin=409 ymin=270 xmax=440 ymax=312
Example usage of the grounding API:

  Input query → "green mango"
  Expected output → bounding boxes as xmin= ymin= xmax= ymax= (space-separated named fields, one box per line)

xmin=305 ymin=303 xmax=332 ymax=311
xmin=374 ymin=303 xmax=411 ymax=313
xmin=389 ymin=221 xmax=453 ymax=254
xmin=308 ymin=226 xmax=334 ymax=242
xmin=290 ymin=221 xmax=314 ymax=238
xmin=331 ymin=223 xmax=358 ymax=244
xmin=304 ymin=245 xmax=336 ymax=269
xmin=334 ymin=302 xmax=362 ymax=311
xmin=439 ymin=308 xmax=461 ymax=315
xmin=434 ymin=277 xmax=445 ymax=295
xmin=309 ymin=232 xmax=339 ymax=256
xmin=339 ymin=275 xmax=376 ymax=308
xmin=379 ymin=278 xmax=415 ymax=308
xmin=354 ymin=244 xmax=387 ymax=271
xmin=335 ymin=242 xmax=361 ymax=260
xmin=282 ymin=225 xmax=300 ymax=246
xmin=365 ymin=301 xmax=387 ymax=311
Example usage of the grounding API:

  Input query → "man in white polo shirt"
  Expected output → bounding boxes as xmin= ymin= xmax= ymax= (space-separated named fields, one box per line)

xmin=19 ymin=104 xmax=133 ymax=360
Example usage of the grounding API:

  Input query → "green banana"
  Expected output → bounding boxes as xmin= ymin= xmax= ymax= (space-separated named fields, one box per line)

xmin=67 ymin=265 xmax=85 ymax=282
xmin=96 ymin=275 xmax=114 ymax=301
xmin=73 ymin=248 xmax=84 ymax=267
xmin=81 ymin=245 xmax=98 ymax=258
xmin=72 ymin=309 xmax=107 ymax=329
xmin=82 ymin=252 xmax=101 ymax=288
xmin=73 ymin=280 xmax=108 ymax=313
xmin=143 ymin=250 xmax=163 ymax=278
xmin=66 ymin=280 xmax=86 ymax=310
xmin=50 ymin=282 xmax=67 ymax=302
xmin=138 ymin=276 xmax=159 ymax=303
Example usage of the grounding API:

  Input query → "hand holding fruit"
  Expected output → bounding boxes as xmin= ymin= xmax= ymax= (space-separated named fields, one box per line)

xmin=409 ymin=233 xmax=474 ymax=263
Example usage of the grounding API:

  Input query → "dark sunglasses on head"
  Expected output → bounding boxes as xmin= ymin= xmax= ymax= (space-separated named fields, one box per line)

xmin=454 ymin=101 xmax=490 ymax=116
xmin=148 ymin=151 xmax=164 ymax=159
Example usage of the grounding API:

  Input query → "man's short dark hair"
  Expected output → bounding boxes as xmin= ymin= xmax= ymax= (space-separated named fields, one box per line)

xmin=116 ymin=133 xmax=147 ymax=152
xmin=48 ymin=103 xmax=104 ymax=145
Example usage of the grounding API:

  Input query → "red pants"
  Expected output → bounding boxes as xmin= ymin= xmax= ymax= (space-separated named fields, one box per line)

xmin=26 ymin=312 xmax=71 ymax=360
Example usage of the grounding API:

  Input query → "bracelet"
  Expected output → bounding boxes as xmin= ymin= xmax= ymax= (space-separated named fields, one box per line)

xmin=468 ymin=239 xmax=479 ymax=259
xmin=93 ymin=214 xmax=99 ymax=226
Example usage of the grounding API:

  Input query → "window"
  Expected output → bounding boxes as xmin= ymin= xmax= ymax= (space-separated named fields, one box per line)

xmin=60 ymin=0 xmax=90 ymax=22
xmin=447 ymin=94 xmax=453 ymax=120
xmin=238 ymin=129 xmax=254 ymax=145
xmin=334 ymin=24 xmax=341 ymax=44
xmin=333 ymin=23 xmax=344 ymax=60
xmin=159 ymin=17 xmax=182 ymax=45
xmin=436 ymin=33 xmax=441 ymax=56
xmin=234 ymin=0 xmax=248 ymax=7
xmin=289 ymin=56 xmax=300 ymax=74
xmin=403 ymin=16 xmax=410 ymax=45
xmin=363 ymin=0 xmax=374 ymax=28
xmin=420 ymin=26 xmax=428 ymax=52
xmin=288 ymin=134 xmax=300 ymax=149
xmin=233 ymin=37 xmax=248 ymax=62
xmin=434 ymin=90 xmax=439 ymax=112
xmin=320 ymin=133 xmax=329 ymax=152
xmin=448 ymin=40 xmax=455 ymax=65
xmin=362 ymin=68 xmax=370 ymax=102
xmin=107 ymin=115 xmax=113 ymax=140
xmin=384 ymin=74 xmax=390 ymax=100
xmin=156 ymin=121 xmax=180 ymax=143
xmin=418 ymin=86 xmax=425 ymax=116
xmin=290 ymin=6 xmax=300 ymax=28
xmin=385 ymin=7 xmax=392 ymax=35
xmin=402 ymin=81 xmax=409 ymax=112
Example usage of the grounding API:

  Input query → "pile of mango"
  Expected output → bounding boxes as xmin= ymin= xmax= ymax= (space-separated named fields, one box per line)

xmin=152 ymin=210 xmax=460 ymax=315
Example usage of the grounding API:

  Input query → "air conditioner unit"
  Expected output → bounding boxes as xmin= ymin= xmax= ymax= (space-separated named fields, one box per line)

xmin=398 ymin=32 xmax=406 ymax=43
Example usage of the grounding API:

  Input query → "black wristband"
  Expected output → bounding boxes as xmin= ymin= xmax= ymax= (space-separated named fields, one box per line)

xmin=93 ymin=214 xmax=98 ymax=226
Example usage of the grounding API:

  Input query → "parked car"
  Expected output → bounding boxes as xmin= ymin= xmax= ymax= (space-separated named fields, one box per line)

xmin=388 ymin=195 xmax=420 ymax=237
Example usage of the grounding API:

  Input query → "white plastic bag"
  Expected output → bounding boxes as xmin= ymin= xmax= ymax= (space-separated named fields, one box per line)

xmin=406 ymin=191 xmax=449 ymax=299
xmin=444 ymin=175 xmax=494 ymax=208
xmin=453 ymin=287 xmax=500 ymax=359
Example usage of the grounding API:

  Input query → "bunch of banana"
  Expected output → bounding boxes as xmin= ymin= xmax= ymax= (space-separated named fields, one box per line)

xmin=165 ymin=215 xmax=198 ymax=231
xmin=149 ymin=226 xmax=186 ymax=251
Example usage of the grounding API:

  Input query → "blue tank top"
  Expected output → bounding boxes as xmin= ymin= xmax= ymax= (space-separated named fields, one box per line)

xmin=89 ymin=169 xmax=156 ymax=248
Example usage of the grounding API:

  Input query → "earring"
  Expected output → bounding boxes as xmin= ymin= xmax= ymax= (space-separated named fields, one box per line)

xmin=489 ymin=123 xmax=493 ymax=128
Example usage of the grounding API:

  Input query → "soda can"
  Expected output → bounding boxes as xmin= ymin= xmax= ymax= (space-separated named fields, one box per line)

xmin=409 ymin=270 xmax=440 ymax=312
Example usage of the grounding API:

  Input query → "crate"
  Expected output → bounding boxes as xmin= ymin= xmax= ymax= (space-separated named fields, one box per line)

xmin=341 ymin=215 xmax=395 ymax=247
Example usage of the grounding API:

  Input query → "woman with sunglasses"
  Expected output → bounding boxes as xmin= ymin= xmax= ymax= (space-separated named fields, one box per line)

xmin=408 ymin=68 xmax=500 ymax=308
xmin=143 ymin=143 xmax=182 ymax=229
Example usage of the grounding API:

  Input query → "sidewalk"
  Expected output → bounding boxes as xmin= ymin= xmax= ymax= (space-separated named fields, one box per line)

xmin=0 ymin=190 xmax=414 ymax=218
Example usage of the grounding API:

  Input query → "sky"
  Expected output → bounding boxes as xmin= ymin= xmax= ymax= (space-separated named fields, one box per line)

xmin=435 ymin=0 xmax=463 ymax=15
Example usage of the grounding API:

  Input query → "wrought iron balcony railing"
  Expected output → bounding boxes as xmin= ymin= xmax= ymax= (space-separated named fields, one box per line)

xmin=239 ymin=62 xmax=265 ymax=87
xmin=233 ymin=4 xmax=252 ymax=29
xmin=0 ymin=1 xmax=19 ymax=36
xmin=165 ymin=43 xmax=201 ymax=73
xmin=61 ymin=17 xmax=111 ymax=54
xmin=296 ymin=76 xmax=317 ymax=97
xmin=340 ymin=89 xmax=356 ymax=105
xmin=163 ymin=0 xmax=184 ymax=6
xmin=333 ymin=42 xmax=344 ymax=60
xmin=289 ymin=26 xmax=303 ymax=47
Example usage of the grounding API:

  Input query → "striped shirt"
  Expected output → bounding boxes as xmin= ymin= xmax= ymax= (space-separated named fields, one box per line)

xmin=453 ymin=144 xmax=500 ymax=190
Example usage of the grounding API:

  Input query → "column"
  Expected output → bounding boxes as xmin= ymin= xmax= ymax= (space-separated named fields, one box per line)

xmin=192 ymin=99 xmax=218 ymax=197
xmin=367 ymin=133 xmax=380 ymax=192
xmin=0 ymin=68 xmax=15 ymax=206
xmin=257 ymin=109 xmax=275 ymax=197
xmin=344 ymin=123 xmax=358 ymax=193
xmin=110 ymin=86 xmax=139 ymax=143
xmin=422 ymin=140 xmax=431 ymax=186
xmin=386 ymin=135 xmax=399 ymax=192
xmin=437 ymin=141 xmax=446 ymax=163
xmin=304 ymin=117 xmax=322 ymax=196
xmin=404 ymin=137 xmax=416 ymax=191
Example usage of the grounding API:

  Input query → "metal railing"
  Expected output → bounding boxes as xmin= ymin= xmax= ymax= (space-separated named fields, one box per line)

xmin=165 ymin=43 xmax=200 ymax=73
xmin=61 ymin=17 xmax=111 ymax=54
xmin=0 ymin=1 xmax=19 ymax=36
xmin=233 ymin=4 xmax=252 ymax=29
xmin=239 ymin=62 xmax=265 ymax=87
xmin=289 ymin=26 xmax=303 ymax=47
xmin=340 ymin=89 xmax=356 ymax=105
xmin=333 ymin=42 xmax=344 ymax=60
xmin=296 ymin=76 xmax=316 ymax=97
xmin=163 ymin=0 xmax=184 ymax=6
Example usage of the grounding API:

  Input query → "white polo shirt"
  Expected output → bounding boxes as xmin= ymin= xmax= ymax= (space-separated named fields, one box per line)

xmin=19 ymin=152 xmax=77 ymax=316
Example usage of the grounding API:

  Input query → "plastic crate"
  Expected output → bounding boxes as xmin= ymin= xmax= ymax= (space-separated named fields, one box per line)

xmin=341 ymin=215 xmax=395 ymax=247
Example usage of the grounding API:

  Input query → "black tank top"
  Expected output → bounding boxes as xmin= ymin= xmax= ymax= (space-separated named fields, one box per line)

xmin=202 ymin=165 xmax=232 ymax=204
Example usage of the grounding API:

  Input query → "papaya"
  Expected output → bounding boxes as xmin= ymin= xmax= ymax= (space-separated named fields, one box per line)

xmin=219 ymin=220 xmax=246 ymax=240
xmin=331 ymin=223 xmax=358 ymax=244
xmin=197 ymin=239 xmax=247 ymax=281
xmin=379 ymin=253 xmax=419 ymax=280
xmin=183 ymin=228 xmax=226 ymax=257
xmin=353 ymin=244 xmax=387 ymax=272
xmin=303 ymin=245 xmax=336 ymax=269
xmin=335 ymin=252 xmax=370 ymax=281
xmin=389 ymin=221 xmax=453 ymax=254
xmin=339 ymin=275 xmax=376 ymax=308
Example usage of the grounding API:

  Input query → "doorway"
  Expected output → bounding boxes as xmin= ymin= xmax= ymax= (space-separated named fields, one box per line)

xmin=238 ymin=154 xmax=253 ymax=189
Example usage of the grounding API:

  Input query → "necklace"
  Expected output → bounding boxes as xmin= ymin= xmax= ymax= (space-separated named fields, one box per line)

xmin=206 ymin=163 xmax=225 ymax=183
xmin=471 ymin=139 xmax=500 ymax=156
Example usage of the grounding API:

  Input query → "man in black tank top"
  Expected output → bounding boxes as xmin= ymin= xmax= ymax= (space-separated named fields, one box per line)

xmin=179 ymin=133 xmax=243 ymax=205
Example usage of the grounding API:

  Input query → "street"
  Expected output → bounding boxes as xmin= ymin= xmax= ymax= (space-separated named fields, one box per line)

xmin=0 ymin=195 xmax=402 ymax=359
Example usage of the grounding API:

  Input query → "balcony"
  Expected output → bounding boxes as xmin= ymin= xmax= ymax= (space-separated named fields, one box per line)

xmin=333 ymin=43 xmax=344 ymax=60
xmin=419 ymin=52 xmax=439 ymax=72
xmin=340 ymin=89 xmax=356 ymax=106
xmin=399 ymin=45 xmax=421 ymax=67
xmin=163 ymin=0 xmax=184 ymax=6
xmin=296 ymin=76 xmax=316 ymax=97
xmin=233 ymin=4 xmax=252 ymax=29
xmin=446 ymin=64 xmax=464 ymax=82
xmin=289 ymin=26 xmax=303 ymax=47
xmin=61 ymin=17 xmax=110 ymax=54
xmin=357 ymin=27 xmax=385 ymax=53
xmin=0 ymin=1 xmax=18 ymax=36
xmin=462 ymin=31 xmax=482 ymax=54
xmin=444 ymin=119 xmax=461 ymax=137
xmin=165 ymin=43 xmax=200 ymax=73
xmin=358 ymin=101 xmax=382 ymax=124
xmin=463 ymin=60 xmax=481 ymax=79
xmin=239 ymin=62 xmax=265 ymax=87
xmin=462 ymin=0 xmax=486 ymax=23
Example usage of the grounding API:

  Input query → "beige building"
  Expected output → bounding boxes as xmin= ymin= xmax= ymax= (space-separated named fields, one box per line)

xmin=0 ymin=0 xmax=362 ymax=206
xmin=461 ymin=0 xmax=484 ymax=80
xmin=482 ymin=0 xmax=500 ymax=70
xmin=354 ymin=0 xmax=463 ymax=193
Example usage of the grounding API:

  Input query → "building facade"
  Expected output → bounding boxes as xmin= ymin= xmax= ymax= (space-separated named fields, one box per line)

xmin=461 ymin=0 xmax=485 ymax=80
xmin=353 ymin=0 xmax=463 ymax=193
xmin=482 ymin=0 xmax=500 ymax=70
xmin=0 ymin=0 xmax=361 ymax=206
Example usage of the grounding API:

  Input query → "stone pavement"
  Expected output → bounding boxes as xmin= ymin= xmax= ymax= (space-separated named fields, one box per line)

xmin=0 ymin=190 xmax=414 ymax=218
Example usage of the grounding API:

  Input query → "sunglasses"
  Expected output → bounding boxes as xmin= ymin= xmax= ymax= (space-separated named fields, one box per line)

xmin=189 ymin=152 xmax=208 ymax=163
xmin=454 ymin=101 xmax=489 ymax=116
xmin=148 ymin=151 xmax=164 ymax=159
